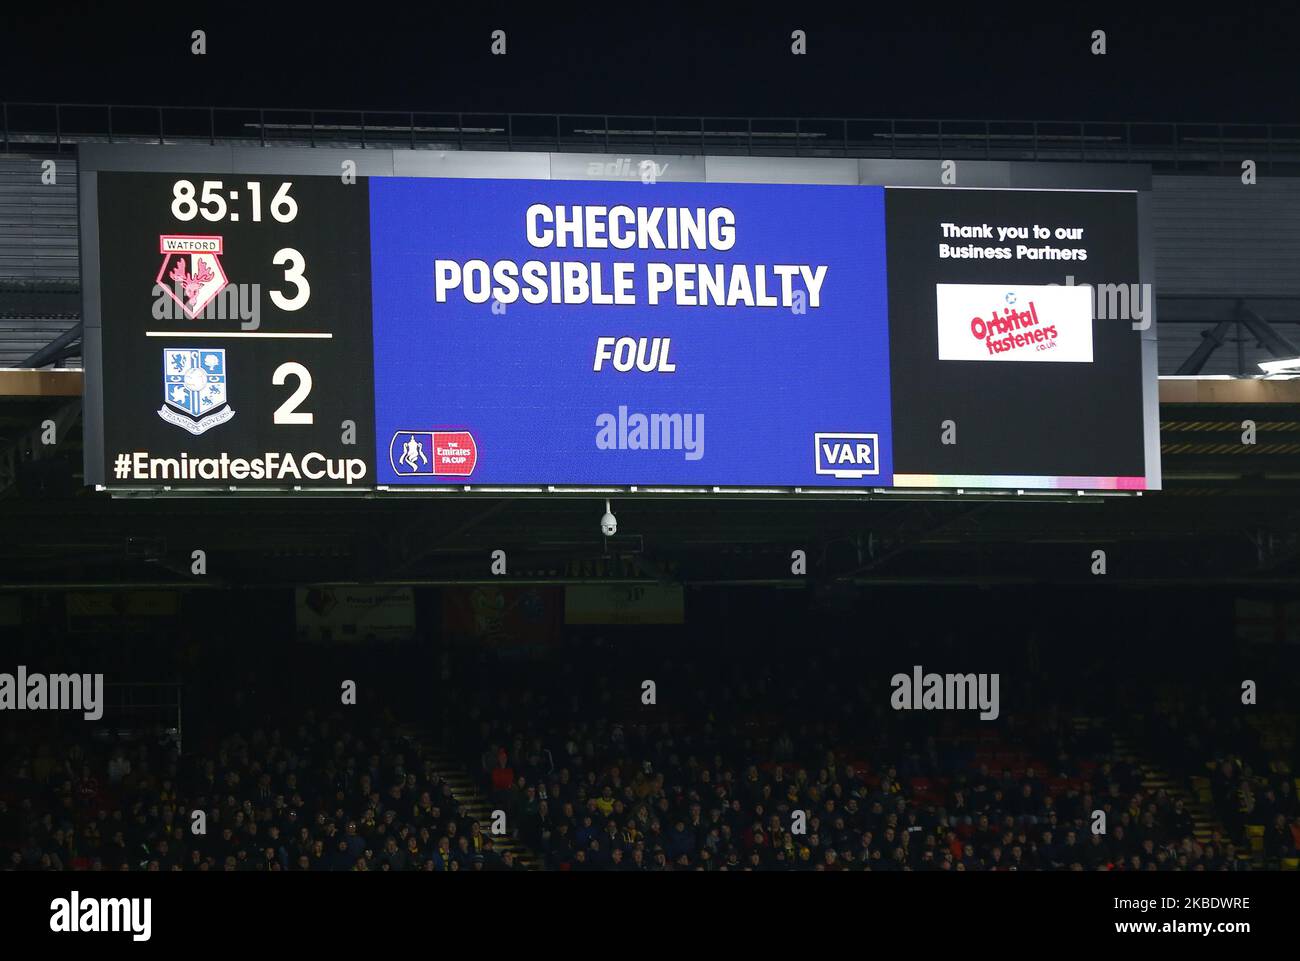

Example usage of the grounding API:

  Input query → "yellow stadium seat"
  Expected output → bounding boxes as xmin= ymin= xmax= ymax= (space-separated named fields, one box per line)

xmin=1282 ymin=858 xmax=1300 ymax=872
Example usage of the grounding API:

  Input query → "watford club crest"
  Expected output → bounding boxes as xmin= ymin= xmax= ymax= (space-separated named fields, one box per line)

xmin=157 ymin=235 xmax=228 ymax=318
xmin=158 ymin=348 xmax=235 ymax=434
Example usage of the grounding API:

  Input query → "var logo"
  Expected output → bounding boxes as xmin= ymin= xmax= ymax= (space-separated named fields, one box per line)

xmin=814 ymin=432 xmax=879 ymax=479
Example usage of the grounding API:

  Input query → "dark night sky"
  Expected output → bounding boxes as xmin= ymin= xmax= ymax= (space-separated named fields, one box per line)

xmin=1 ymin=4 xmax=1296 ymax=122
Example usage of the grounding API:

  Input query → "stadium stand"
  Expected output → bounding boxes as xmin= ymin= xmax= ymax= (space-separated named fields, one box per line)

xmin=4 ymin=625 xmax=1294 ymax=872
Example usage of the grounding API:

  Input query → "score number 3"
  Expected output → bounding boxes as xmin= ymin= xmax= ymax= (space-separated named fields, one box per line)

xmin=270 ymin=248 xmax=310 ymax=311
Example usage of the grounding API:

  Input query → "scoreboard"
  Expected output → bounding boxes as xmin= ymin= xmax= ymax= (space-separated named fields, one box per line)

xmin=79 ymin=146 xmax=1161 ymax=494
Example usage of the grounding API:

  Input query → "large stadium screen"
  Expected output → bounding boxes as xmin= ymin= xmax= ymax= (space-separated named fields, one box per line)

xmin=79 ymin=147 xmax=1160 ymax=493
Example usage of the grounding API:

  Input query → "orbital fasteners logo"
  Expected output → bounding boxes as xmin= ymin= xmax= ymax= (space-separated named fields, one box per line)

xmin=935 ymin=283 xmax=1094 ymax=363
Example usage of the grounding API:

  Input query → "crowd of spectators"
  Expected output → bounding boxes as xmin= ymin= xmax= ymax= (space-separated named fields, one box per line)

xmin=2 ymin=620 xmax=1297 ymax=872
xmin=0 ymin=712 xmax=523 ymax=871
xmin=453 ymin=637 xmax=1299 ymax=871
xmin=476 ymin=725 xmax=1268 ymax=871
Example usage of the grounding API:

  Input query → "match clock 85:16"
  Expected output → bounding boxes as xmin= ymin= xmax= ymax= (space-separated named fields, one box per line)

xmin=170 ymin=179 xmax=298 ymax=224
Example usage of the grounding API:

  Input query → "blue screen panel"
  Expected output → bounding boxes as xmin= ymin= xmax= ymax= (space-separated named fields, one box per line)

xmin=369 ymin=177 xmax=892 ymax=486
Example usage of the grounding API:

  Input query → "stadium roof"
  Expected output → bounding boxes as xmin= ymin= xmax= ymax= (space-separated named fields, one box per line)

xmin=5 ymin=103 xmax=1300 ymax=174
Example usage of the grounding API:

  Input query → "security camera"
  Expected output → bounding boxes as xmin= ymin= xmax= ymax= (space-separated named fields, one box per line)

xmin=600 ymin=499 xmax=617 ymax=537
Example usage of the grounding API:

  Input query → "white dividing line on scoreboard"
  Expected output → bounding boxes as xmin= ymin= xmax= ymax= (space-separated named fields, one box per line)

xmin=145 ymin=331 xmax=333 ymax=339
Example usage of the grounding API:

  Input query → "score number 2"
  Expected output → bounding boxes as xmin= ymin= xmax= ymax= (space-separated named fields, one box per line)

xmin=272 ymin=362 xmax=313 ymax=425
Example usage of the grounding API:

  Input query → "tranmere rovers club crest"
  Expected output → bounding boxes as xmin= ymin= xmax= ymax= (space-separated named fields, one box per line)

xmin=157 ymin=235 xmax=228 ymax=318
xmin=158 ymin=348 xmax=235 ymax=434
